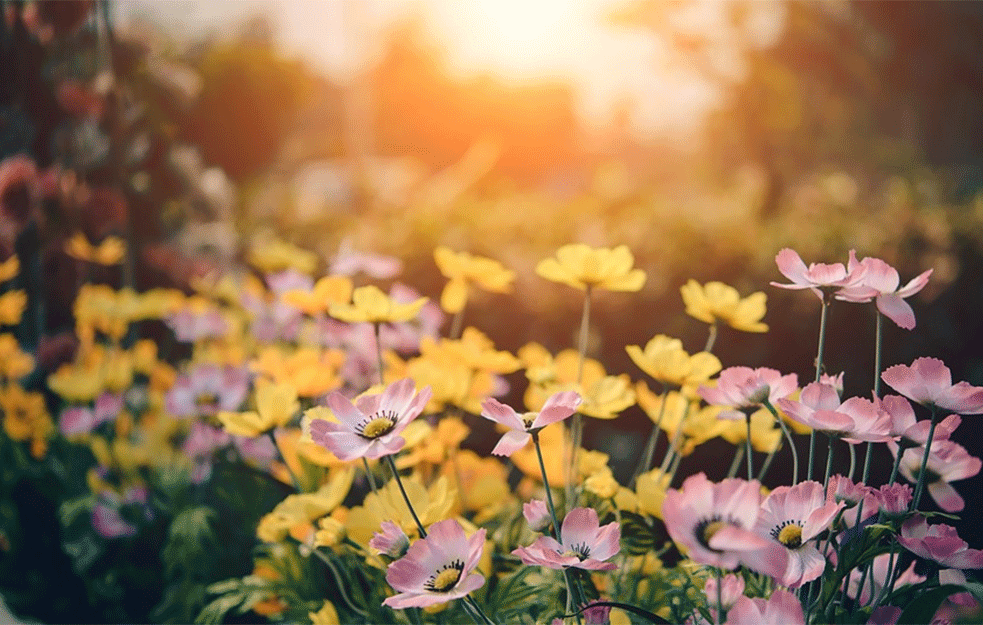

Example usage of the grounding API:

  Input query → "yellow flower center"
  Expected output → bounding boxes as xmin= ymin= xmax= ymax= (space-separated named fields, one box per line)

xmin=361 ymin=416 xmax=395 ymax=439
xmin=702 ymin=520 xmax=726 ymax=546
xmin=426 ymin=563 xmax=463 ymax=592
xmin=776 ymin=524 xmax=803 ymax=549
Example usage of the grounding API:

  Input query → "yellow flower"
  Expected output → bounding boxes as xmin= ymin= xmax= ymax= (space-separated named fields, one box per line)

xmin=535 ymin=244 xmax=646 ymax=292
xmin=281 ymin=275 xmax=354 ymax=315
xmin=64 ymin=232 xmax=126 ymax=265
xmin=0 ymin=290 xmax=26 ymax=326
xmin=0 ymin=383 xmax=52 ymax=458
xmin=0 ymin=255 xmax=18 ymax=282
xmin=0 ymin=334 xmax=33 ymax=380
xmin=247 ymin=238 xmax=318 ymax=275
xmin=578 ymin=449 xmax=610 ymax=477
xmin=418 ymin=327 xmax=521 ymax=374
xmin=512 ymin=422 xmax=568 ymax=486
xmin=329 ymin=285 xmax=428 ymax=324
xmin=345 ymin=475 xmax=456 ymax=545
xmin=433 ymin=247 xmax=515 ymax=314
xmin=439 ymin=449 xmax=510 ymax=522
xmin=312 ymin=516 xmax=346 ymax=548
xmin=218 ymin=381 xmax=299 ymax=437
xmin=252 ymin=346 xmax=344 ymax=398
xmin=680 ymin=280 xmax=768 ymax=333
xmin=635 ymin=468 xmax=672 ymax=519
xmin=309 ymin=600 xmax=341 ymax=625
xmin=625 ymin=335 xmax=721 ymax=389
xmin=585 ymin=469 xmax=620 ymax=499
xmin=48 ymin=364 xmax=104 ymax=402
xmin=719 ymin=408 xmax=782 ymax=453
xmin=524 ymin=348 xmax=634 ymax=419
xmin=256 ymin=467 xmax=354 ymax=543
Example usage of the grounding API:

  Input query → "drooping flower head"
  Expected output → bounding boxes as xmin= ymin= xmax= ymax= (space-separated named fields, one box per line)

xmin=370 ymin=520 xmax=410 ymax=559
xmin=754 ymin=481 xmax=844 ymax=588
xmin=836 ymin=251 xmax=932 ymax=330
xmin=661 ymin=473 xmax=787 ymax=577
xmin=897 ymin=516 xmax=983 ymax=569
xmin=479 ymin=390 xmax=581 ymax=456
xmin=626 ymin=334 xmax=722 ymax=389
xmin=383 ymin=519 xmax=486 ymax=609
xmin=699 ymin=367 xmax=798 ymax=420
xmin=771 ymin=248 xmax=866 ymax=300
xmin=523 ymin=499 xmax=551 ymax=533
xmin=777 ymin=382 xmax=893 ymax=443
xmin=308 ymin=378 xmax=431 ymax=461
xmin=881 ymin=357 xmax=983 ymax=414
xmin=512 ymin=507 xmax=620 ymax=571
xmin=892 ymin=439 xmax=981 ymax=512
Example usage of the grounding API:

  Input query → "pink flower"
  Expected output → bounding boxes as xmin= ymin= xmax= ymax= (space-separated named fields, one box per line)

xmin=523 ymin=499 xmax=551 ymax=533
xmin=847 ymin=553 xmax=925 ymax=605
xmin=59 ymin=392 xmax=124 ymax=435
xmin=754 ymin=481 xmax=844 ymax=588
xmin=826 ymin=474 xmax=872 ymax=506
xmin=371 ymin=521 xmax=410 ymax=559
xmin=892 ymin=439 xmax=981 ymax=512
xmin=661 ymin=473 xmax=787 ymax=577
xmin=512 ymin=507 xmax=620 ymax=571
xmin=164 ymin=306 xmax=228 ymax=342
xmin=383 ymin=519 xmax=486 ymax=609
xmin=329 ymin=240 xmax=403 ymax=279
xmin=877 ymin=483 xmax=913 ymax=517
xmin=699 ymin=367 xmax=798 ymax=420
xmin=777 ymin=383 xmax=893 ymax=443
xmin=309 ymin=378 xmax=431 ymax=461
xmin=771 ymin=248 xmax=865 ymax=300
xmin=881 ymin=358 xmax=983 ymax=414
xmin=897 ymin=516 xmax=983 ymax=569
xmin=704 ymin=573 xmax=746 ymax=621
xmin=878 ymin=394 xmax=961 ymax=447
xmin=836 ymin=251 xmax=932 ymax=330
xmin=165 ymin=364 xmax=250 ymax=418
xmin=724 ymin=589 xmax=805 ymax=625
xmin=480 ymin=390 xmax=581 ymax=456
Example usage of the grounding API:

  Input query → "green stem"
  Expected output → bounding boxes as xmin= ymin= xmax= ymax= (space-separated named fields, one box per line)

xmin=631 ymin=383 xmax=669 ymax=487
xmin=823 ymin=434 xmax=835 ymax=491
xmin=764 ymin=400 xmax=799 ymax=485
xmin=910 ymin=407 xmax=940 ymax=511
xmin=567 ymin=286 xmax=592 ymax=508
xmin=362 ymin=457 xmax=378 ymax=495
xmin=450 ymin=305 xmax=465 ymax=340
xmin=847 ymin=442 xmax=857 ymax=482
xmin=887 ymin=443 xmax=904 ymax=486
xmin=726 ymin=445 xmax=745 ymax=479
xmin=384 ymin=455 xmax=427 ymax=538
xmin=808 ymin=297 xmax=831 ymax=482
xmin=873 ymin=312 xmax=883 ymax=397
xmin=308 ymin=547 xmax=369 ymax=618
xmin=704 ymin=322 xmax=718 ymax=353
xmin=268 ymin=430 xmax=300 ymax=492
xmin=373 ymin=322 xmax=385 ymax=386
xmin=745 ymin=411 xmax=754 ymax=481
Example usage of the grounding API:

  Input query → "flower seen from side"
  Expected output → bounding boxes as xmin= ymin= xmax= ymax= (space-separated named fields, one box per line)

xmin=699 ymin=366 xmax=798 ymax=420
xmin=329 ymin=284 xmax=428 ymax=324
xmin=771 ymin=248 xmax=866 ymax=299
xmin=680 ymin=280 xmax=769 ymax=332
xmin=370 ymin=520 xmax=410 ymax=559
xmin=383 ymin=518 xmax=486 ymax=609
xmin=847 ymin=553 xmax=925 ymax=605
xmin=480 ymin=390 xmax=581 ymax=456
xmin=897 ymin=516 xmax=983 ymax=569
xmin=217 ymin=380 xmax=299 ymax=437
xmin=777 ymin=383 xmax=893 ymax=444
xmin=881 ymin=357 xmax=983 ymax=414
xmin=433 ymin=246 xmax=515 ymax=314
xmin=535 ymin=243 xmax=646 ymax=292
xmin=892 ymin=439 xmax=981 ymax=512
xmin=835 ymin=251 xmax=932 ymax=330
xmin=512 ymin=507 xmax=620 ymax=571
xmin=626 ymin=334 xmax=722 ymax=389
xmin=308 ymin=378 xmax=431 ymax=461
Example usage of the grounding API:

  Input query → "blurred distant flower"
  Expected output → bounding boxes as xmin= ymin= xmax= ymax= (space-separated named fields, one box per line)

xmin=22 ymin=0 xmax=95 ymax=41
xmin=726 ymin=590 xmax=805 ymax=625
xmin=248 ymin=239 xmax=318 ymax=275
xmin=281 ymin=275 xmax=353 ymax=315
xmin=91 ymin=486 xmax=152 ymax=539
xmin=164 ymin=296 xmax=228 ymax=342
xmin=626 ymin=334 xmax=721 ymax=389
xmin=329 ymin=285 xmax=428 ymax=324
xmin=217 ymin=380 xmax=299 ymax=437
xmin=56 ymin=80 xmax=104 ymax=119
xmin=59 ymin=392 xmax=123 ymax=436
xmin=0 ymin=334 xmax=33 ymax=379
xmin=847 ymin=554 xmax=924 ymax=605
xmin=681 ymin=280 xmax=768 ymax=332
xmin=0 ymin=290 xmax=27 ymax=326
xmin=329 ymin=240 xmax=402 ymax=279
xmin=65 ymin=232 xmax=126 ymax=265
xmin=892 ymin=439 xmax=980 ymax=512
xmin=165 ymin=363 xmax=250 ymax=418
xmin=433 ymin=246 xmax=515 ymax=314
xmin=1 ymin=384 xmax=53 ymax=458
xmin=523 ymin=499 xmax=551 ymax=533
xmin=700 ymin=366 xmax=798 ymax=421
xmin=0 ymin=155 xmax=37 ymax=233
xmin=836 ymin=251 xmax=932 ymax=330
xmin=536 ymin=244 xmax=645 ymax=292
xmin=0 ymin=255 xmax=18 ymax=282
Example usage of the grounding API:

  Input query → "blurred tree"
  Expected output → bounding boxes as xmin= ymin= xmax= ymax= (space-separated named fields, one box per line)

xmin=180 ymin=16 xmax=316 ymax=183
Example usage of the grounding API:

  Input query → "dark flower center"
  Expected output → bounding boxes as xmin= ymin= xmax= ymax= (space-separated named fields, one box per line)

xmin=425 ymin=559 xmax=464 ymax=592
xmin=771 ymin=520 xmax=804 ymax=549
xmin=358 ymin=410 xmax=397 ymax=439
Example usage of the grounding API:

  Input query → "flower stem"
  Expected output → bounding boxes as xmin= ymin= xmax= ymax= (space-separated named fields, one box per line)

xmin=631 ymin=383 xmax=668 ymax=487
xmin=847 ymin=442 xmax=857 ymax=482
xmin=823 ymin=435 xmax=835 ymax=491
xmin=450 ymin=306 xmax=464 ymax=340
xmin=567 ymin=286 xmax=592 ymax=508
xmin=745 ymin=411 xmax=754 ymax=481
xmin=704 ymin=322 xmax=718 ymax=353
xmin=384 ymin=454 xmax=428 ymax=538
xmin=909 ymin=407 xmax=940 ymax=511
xmin=373 ymin=322 xmax=385 ymax=386
xmin=362 ymin=457 xmax=378 ymax=495
xmin=808 ymin=297 xmax=831 ymax=482
xmin=764 ymin=400 xmax=799 ymax=485
xmin=726 ymin=445 xmax=745 ymax=479
xmin=268 ymin=430 xmax=300 ymax=492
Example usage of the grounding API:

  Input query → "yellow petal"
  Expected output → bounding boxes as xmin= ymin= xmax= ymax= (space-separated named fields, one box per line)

xmin=440 ymin=277 xmax=468 ymax=314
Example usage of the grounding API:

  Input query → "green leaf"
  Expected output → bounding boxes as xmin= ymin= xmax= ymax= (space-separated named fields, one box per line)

xmin=896 ymin=584 xmax=970 ymax=625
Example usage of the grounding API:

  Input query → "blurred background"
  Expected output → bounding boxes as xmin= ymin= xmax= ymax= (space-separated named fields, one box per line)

xmin=4 ymin=0 xmax=983 ymax=550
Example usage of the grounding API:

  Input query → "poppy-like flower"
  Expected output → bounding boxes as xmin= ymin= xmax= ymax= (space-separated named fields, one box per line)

xmin=771 ymin=248 xmax=865 ymax=299
xmin=825 ymin=475 xmax=880 ymax=529
xmin=897 ymin=516 xmax=983 ymax=569
xmin=661 ymin=473 xmax=787 ymax=577
xmin=680 ymin=280 xmax=768 ymax=332
xmin=383 ymin=518 xmax=486 ymax=609
xmin=512 ymin=507 xmax=620 ymax=571
xmin=777 ymin=382 xmax=893 ymax=444
xmin=626 ymin=334 xmax=722 ymax=389
xmin=753 ymin=481 xmax=844 ymax=588
xmin=881 ymin=357 xmax=983 ymax=414
xmin=892 ymin=439 xmax=981 ymax=512
xmin=434 ymin=246 xmax=515 ymax=314
xmin=877 ymin=483 xmax=913 ymax=517
xmin=699 ymin=367 xmax=798 ymax=420
xmin=370 ymin=521 xmax=410 ymax=559
xmin=308 ymin=378 xmax=431 ymax=461
xmin=64 ymin=232 xmax=126 ymax=265
xmin=91 ymin=486 xmax=152 ymax=539
xmin=877 ymin=394 xmax=961 ymax=448
xmin=535 ymin=244 xmax=646 ymax=292
xmin=329 ymin=285 xmax=429 ymax=324
xmin=329 ymin=240 xmax=402 ymax=279
xmin=523 ymin=499 xmax=551 ymax=532
xmin=836 ymin=252 xmax=932 ymax=330
xmin=725 ymin=589 xmax=805 ymax=625
xmin=217 ymin=381 xmax=299 ymax=437
xmin=480 ymin=390 xmax=581 ymax=456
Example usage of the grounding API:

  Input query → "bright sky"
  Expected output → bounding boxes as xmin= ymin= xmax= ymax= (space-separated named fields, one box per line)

xmin=116 ymin=0 xmax=782 ymax=139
